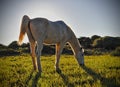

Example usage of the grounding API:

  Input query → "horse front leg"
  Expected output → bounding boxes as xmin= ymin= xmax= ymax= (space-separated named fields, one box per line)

xmin=30 ymin=42 xmax=37 ymax=71
xmin=36 ymin=42 xmax=43 ymax=72
xmin=55 ymin=43 xmax=64 ymax=72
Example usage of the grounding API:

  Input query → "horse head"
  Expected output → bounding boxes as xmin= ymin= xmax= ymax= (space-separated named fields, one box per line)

xmin=75 ymin=47 xmax=84 ymax=66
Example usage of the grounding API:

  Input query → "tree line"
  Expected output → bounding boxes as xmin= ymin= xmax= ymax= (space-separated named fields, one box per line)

xmin=0 ymin=35 xmax=120 ymax=56
xmin=79 ymin=35 xmax=120 ymax=49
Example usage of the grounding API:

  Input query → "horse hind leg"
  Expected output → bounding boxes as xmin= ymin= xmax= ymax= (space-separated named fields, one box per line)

xmin=36 ymin=42 xmax=43 ymax=72
xmin=55 ymin=43 xmax=64 ymax=72
xmin=30 ymin=42 xmax=37 ymax=71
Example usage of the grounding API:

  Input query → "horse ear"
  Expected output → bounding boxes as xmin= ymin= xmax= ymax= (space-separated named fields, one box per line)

xmin=80 ymin=47 xmax=84 ymax=53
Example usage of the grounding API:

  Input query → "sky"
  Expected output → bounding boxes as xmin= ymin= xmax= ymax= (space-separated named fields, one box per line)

xmin=0 ymin=0 xmax=120 ymax=45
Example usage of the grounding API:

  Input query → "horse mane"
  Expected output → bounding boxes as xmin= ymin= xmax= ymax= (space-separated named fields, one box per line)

xmin=18 ymin=15 xmax=30 ymax=45
xmin=66 ymin=26 xmax=84 ymax=54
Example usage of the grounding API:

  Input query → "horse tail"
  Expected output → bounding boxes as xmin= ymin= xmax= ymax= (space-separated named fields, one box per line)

xmin=18 ymin=15 xmax=30 ymax=45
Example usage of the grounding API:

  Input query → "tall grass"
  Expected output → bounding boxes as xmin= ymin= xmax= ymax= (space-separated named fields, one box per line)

xmin=0 ymin=54 xmax=120 ymax=87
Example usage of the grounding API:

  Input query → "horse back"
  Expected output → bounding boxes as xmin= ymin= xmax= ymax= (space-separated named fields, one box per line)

xmin=30 ymin=18 xmax=73 ymax=44
xmin=44 ymin=20 xmax=73 ymax=44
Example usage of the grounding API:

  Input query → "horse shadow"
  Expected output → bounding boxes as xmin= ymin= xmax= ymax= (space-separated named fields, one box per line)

xmin=57 ymin=65 xmax=118 ymax=87
xmin=25 ymin=70 xmax=34 ymax=85
xmin=25 ymin=70 xmax=41 ymax=87
xmin=26 ymin=66 xmax=118 ymax=87
xmin=81 ymin=65 xmax=117 ymax=87
xmin=57 ymin=71 xmax=75 ymax=87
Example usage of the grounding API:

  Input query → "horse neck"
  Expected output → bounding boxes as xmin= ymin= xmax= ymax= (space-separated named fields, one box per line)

xmin=68 ymin=34 xmax=81 ymax=55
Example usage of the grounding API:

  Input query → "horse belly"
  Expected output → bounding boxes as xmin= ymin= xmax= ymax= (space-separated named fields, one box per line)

xmin=43 ymin=34 xmax=60 ymax=45
xmin=43 ymin=39 xmax=57 ymax=45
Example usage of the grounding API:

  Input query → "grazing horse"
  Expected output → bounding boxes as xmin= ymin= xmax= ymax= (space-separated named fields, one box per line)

xmin=18 ymin=15 xmax=84 ymax=72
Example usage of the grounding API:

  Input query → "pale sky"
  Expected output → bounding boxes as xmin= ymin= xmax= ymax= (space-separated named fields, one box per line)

xmin=0 ymin=0 xmax=120 ymax=45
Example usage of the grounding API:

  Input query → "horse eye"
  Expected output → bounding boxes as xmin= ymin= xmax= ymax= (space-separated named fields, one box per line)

xmin=80 ymin=47 xmax=82 ymax=50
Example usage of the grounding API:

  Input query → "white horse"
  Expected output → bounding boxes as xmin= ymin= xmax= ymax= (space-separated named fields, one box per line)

xmin=18 ymin=15 xmax=84 ymax=72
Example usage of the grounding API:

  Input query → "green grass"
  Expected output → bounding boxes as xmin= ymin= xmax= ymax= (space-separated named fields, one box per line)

xmin=0 ymin=54 xmax=120 ymax=87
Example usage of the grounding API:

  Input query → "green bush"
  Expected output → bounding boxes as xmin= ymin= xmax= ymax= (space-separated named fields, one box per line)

xmin=0 ymin=44 xmax=7 ymax=49
xmin=92 ymin=36 xmax=120 ymax=49
xmin=102 ymin=36 xmax=120 ymax=49
xmin=78 ymin=37 xmax=92 ymax=48
xmin=84 ymin=48 xmax=107 ymax=55
xmin=0 ymin=48 xmax=20 ymax=57
xmin=91 ymin=35 xmax=101 ymax=42
xmin=92 ymin=38 xmax=103 ymax=48
xmin=110 ymin=47 xmax=120 ymax=56
xmin=8 ymin=41 xmax=19 ymax=49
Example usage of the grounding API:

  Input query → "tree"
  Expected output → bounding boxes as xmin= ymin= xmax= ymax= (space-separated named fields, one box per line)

xmin=92 ymin=36 xmax=120 ymax=49
xmin=78 ymin=37 xmax=92 ymax=48
xmin=111 ymin=47 xmax=120 ymax=56
xmin=8 ymin=41 xmax=19 ymax=49
xmin=92 ymin=38 xmax=103 ymax=48
xmin=91 ymin=35 xmax=101 ymax=43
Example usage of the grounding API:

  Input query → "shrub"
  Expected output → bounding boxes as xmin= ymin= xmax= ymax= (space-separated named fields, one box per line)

xmin=78 ymin=37 xmax=92 ymax=48
xmin=92 ymin=36 xmax=120 ymax=49
xmin=91 ymin=35 xmax=101 ymax=42
xmin=102 ymin=36 xmax=120 ymax=49
xmin=21 ymin=43 xmax=29 ymax=48
xmin=0 ymin=44 xmax=7 ymax=49
xmin=84 ymin=48 xmax=106 ymax=55
xmin=110 ymin=47 xmax=120 ymax=56
xmin=8 ymin=41 xmax=19 ymax=49
xmin=92 ymin=38 xmax=103 ymax=48
xmin=0 ymin=48 xmax=20 ymax=57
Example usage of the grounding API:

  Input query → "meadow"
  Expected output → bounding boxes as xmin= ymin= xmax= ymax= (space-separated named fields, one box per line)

xmin=0 ymin=54 xmax=120 ymax=87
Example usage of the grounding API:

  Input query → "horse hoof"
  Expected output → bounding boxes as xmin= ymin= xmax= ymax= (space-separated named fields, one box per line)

xmin=80 ymin=64 xmax=84 ymax=66
xmin=36 ymin=72 xmax=41 ymax=77
xmin=56 ymin=68 xmax=61 ymax=73
xmin=37 ymin=68 xmax=42 ymax=73
xmin=38 ymin=70 xmax=42 ymax=73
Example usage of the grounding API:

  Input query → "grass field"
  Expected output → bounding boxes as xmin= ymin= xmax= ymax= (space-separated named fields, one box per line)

xmin=0 ymin=54 xmax=120 ymax=87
